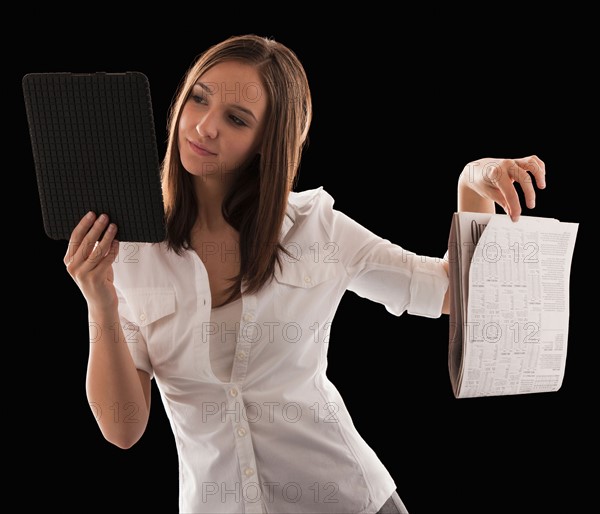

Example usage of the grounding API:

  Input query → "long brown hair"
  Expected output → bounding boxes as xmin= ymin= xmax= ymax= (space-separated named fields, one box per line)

xmin=161 ymin=34 xmax=312 ymax=303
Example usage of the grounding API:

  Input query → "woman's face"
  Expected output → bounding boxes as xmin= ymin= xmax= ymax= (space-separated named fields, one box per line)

xmin=178 ymin=60 xmax=268 ymax=179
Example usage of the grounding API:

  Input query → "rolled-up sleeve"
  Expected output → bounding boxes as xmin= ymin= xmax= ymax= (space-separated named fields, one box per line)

xmin=406 ymin=254 xmax=449 ymax=317
xmin=318 ymin=192 xmax=448 ymax=318
xmin=115 ymin=288 xmax=154 ymax=378
xmin=344 ymin=242 xmax=448 ymax=318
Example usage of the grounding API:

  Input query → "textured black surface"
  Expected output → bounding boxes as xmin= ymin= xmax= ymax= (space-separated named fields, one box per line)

xmin=22 ymin=72 xmax=166 ymax=242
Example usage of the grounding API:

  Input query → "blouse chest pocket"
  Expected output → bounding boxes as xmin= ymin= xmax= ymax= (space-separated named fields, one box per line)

xmin=273 ymin=257 xmax=342 ymax=320
xmin=122 ymin=287 xmax=176 ymax=327
xmin=120 ymin=287 xmax=177 ymax=367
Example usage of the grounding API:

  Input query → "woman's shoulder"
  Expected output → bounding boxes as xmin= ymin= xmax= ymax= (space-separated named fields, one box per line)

xmin=284 ymin=186 xmax=340 ymax=241
xmin=115 ymin=241 xmax=167 ymax=262
xmin=287 ymin=186 xmax=337 ymax=221
xmin=112 ymin=241 xmax=179 ymax=287
xmin=288 ymin=185 xmax=325 ymax=204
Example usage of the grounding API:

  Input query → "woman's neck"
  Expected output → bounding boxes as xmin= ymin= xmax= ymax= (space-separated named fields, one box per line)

xmin=192 ymin=173 xmax=235 ymax=233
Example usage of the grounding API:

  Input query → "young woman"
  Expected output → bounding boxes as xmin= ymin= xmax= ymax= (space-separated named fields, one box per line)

xmin=64 ymin=34 xmax=546 ymax=513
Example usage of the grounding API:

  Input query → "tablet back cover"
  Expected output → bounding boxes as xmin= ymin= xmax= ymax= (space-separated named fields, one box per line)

xmin=22 ymin=72 xmax=166 ymax=242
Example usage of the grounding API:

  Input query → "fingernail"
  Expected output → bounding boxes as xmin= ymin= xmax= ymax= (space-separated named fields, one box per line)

xmin=86 ymin=211 xmax=95 ymax=220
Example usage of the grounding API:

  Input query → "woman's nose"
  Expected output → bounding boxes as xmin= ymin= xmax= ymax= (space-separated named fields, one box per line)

xmin=195 ymin=111 xmax=218 ymax=139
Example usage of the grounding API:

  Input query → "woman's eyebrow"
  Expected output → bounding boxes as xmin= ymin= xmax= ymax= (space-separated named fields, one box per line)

xmin=193 ymin=81 xmax=258 ymax=122
xmin=194 ymin=82 xmax=214 ymax=94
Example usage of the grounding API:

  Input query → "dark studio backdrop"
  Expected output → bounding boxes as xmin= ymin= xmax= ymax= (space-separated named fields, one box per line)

xmin=15 ymin=20 xmax=593 ymax=514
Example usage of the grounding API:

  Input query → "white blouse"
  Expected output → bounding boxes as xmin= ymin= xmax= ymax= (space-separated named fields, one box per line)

xmin=113 ymin=186 xmax=449 ymax=513
xmin=209 ymin=296 xmax=243 ymax=383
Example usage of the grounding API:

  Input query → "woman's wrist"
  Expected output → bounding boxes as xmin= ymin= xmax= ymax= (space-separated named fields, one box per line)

xmin=457 ymin=167 xmax=495 ymax=214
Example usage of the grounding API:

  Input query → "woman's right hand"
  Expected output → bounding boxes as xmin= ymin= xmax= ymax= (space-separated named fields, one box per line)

xmin=64 ymin=212 xmax=120 ymax=310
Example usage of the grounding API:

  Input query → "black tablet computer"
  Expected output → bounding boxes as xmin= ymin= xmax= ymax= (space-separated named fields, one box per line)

xmin=22 ymin=71 xmax=166 ymax=242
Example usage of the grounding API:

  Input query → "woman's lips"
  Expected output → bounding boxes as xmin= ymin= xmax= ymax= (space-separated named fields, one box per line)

xmin=188 ymin=140 xmax=217 ymax=156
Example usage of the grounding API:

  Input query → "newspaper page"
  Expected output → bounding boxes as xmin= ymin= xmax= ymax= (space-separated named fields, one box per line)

xmin=448 ymin=212 xmax=579 ymax=398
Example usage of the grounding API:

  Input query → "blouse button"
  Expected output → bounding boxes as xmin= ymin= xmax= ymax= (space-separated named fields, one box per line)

xmin=236 ymin=351 xmax=247 ymax=360
xmin=237 ymin=427 xmax=247 ymax=437
xmin=139 ymin=313 xmax=147 ymax=322
xmin=304 ymin=276 xmax=312 ymax=284
xmin=243 ymin=313 xmax=255 ymax=322
xmin=244 ymin=467 xmax=254 ymax=477
xmin=229 ymin=388 xmax=238 ymax=397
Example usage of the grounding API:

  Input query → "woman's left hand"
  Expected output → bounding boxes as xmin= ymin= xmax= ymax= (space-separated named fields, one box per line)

xmin=458 ymin=155 xmax=546 ymax=221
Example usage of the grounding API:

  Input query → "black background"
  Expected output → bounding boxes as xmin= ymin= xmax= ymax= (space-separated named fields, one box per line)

xmin=15 ymin=17 xmax=593 ymax=514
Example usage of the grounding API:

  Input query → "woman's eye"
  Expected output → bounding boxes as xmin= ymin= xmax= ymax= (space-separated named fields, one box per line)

xmin=191 ymin=94 xmax=206 ymax=104
xmin=189 ymin=94 xmax=246 ymax=127
xmin=229 ymin=115 xmax=246 ymax=127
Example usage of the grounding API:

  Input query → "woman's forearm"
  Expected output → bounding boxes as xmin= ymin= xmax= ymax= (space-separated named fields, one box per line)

xmin=86 ymin=305 xmax=149 ymax=449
